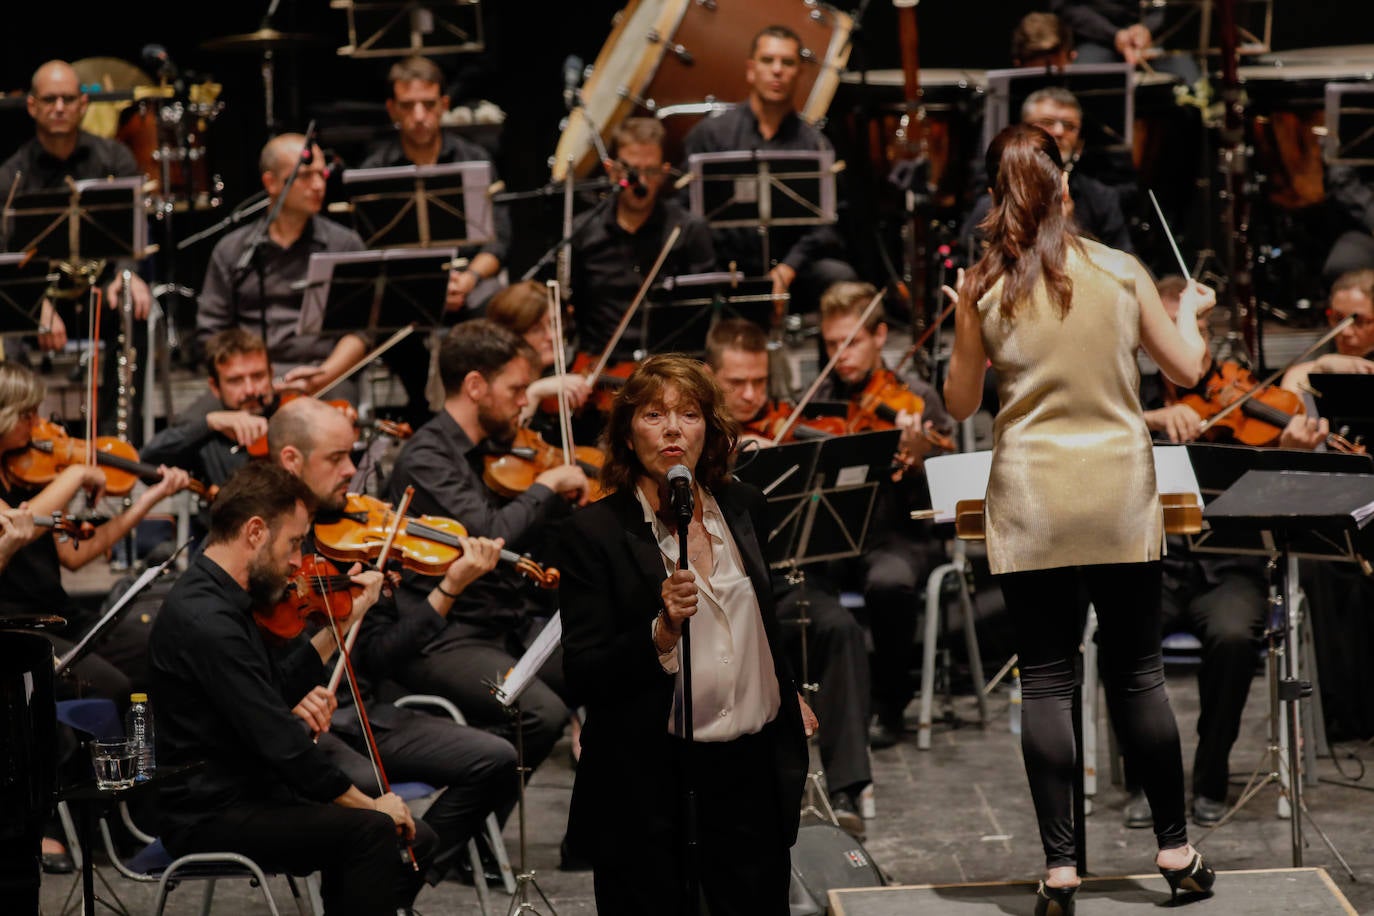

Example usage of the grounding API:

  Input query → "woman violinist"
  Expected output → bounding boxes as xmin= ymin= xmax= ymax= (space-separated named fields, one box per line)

xmin=485 ymin=280 xmax=593 ymax=429
xmin=944 ymin=124 xmax=1218 ymax=911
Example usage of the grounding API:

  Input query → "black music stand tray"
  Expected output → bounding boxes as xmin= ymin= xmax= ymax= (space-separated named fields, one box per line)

xmin=686 ymin=149 xmax=836 ymax=271
xmin=641 ymin=271 xmax=775 ymax=356
xmin=1200 ymin=469 xmax=1374 ymax=875
xmin=0 ymin=253 xmax=51 ymax=336
xmin=4 ymin=176 xmax=149 ymax=266
xmin=332 ymin=0 xmax=484 ymax=58
xmin=342 ymin=160 xmax=494 ymax=249
xmin=299 ymin=247 xmax=455 ymax=337
xmin=982 ymin=63 xmax=1139 ymax=159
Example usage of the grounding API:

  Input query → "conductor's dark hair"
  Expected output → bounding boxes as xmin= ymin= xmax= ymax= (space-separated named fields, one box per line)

xmin=961 ymin=123 xmax=1083 ymax=321
xmin=437 ymin=319 xmax=537 ymax=396
xmin=206 ymin=462 xmax=315 ymax=545
xmin=599 ymin=355 xmax=739 ymax=495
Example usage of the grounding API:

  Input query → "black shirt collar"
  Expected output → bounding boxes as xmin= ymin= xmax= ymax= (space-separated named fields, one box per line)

xmin=195 ymin=550 xmax=254 ymax=615
xmin=736 ymin=102 xmax=802 ymax=143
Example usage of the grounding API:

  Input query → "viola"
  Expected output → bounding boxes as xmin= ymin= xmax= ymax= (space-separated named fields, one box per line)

xmin=5 ymin=417 xmax=217 ymax=500
xmin=1177 ymin=360 xmax=1366 ymax=454
xmin=741 ymin=400 xmax=846 ymax=444
xmin=313 ymin=493 xmax=561 ymax=588
xmin=482 ymin=427 xmax=604 ymax=502
xmin=253 ymin=554 xmax=358 ymax=640
xmin=241 ymin=393 xmax=413 ymax=458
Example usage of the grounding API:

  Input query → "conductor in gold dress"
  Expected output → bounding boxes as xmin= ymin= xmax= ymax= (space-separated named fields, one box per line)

xmin=944 ymin=124 xmax=1219 ymax=914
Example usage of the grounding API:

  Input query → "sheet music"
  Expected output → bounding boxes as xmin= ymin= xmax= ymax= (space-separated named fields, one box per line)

xmin=496 ymin=612 xmax=561 ymax=708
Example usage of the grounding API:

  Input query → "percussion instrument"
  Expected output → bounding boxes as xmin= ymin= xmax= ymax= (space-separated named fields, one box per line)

xmin=833 ymin=68 xmax=987 ymax=213
xmin=70 ymin=57 xmax=153 ymax=139
xmin=553 ymin=0 xmax=854 ymax=179
xmin=116 ymin=81 xmax=225 ymax=212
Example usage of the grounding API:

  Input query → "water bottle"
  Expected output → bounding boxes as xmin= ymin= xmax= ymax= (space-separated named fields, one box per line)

xmin=126 ymin=692 xmax=156 ymax=781
xmin=1008 ymin=668 xmax=1023 ymax=736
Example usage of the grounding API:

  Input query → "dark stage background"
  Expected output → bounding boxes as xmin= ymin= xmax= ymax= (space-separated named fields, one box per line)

xmin=3 ymin=1 xmax=1372 ymax=289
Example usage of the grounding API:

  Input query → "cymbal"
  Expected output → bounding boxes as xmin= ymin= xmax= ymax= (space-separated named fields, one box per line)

xmin=71 ymin=57 xmax=154 ymax=139
xmin=202 ymin=28 xmax=326 ymax=53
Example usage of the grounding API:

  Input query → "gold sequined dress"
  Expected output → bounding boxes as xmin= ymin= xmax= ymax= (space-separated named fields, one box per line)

xmin=978 ymin=238 xmax=1163 ymax=575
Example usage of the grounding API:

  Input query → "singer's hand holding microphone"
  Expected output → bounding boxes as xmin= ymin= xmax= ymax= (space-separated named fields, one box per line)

xmin=660 ymin=568 xmax=698 ymax=639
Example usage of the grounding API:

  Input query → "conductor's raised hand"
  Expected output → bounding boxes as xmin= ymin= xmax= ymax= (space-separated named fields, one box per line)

xmin=660 ymin=568 xmax=698 ymax=632
xmin=1180 ymin=280 xmax=1216 ymax=321
xmin=940 ymin=267 xmax=967 ymax=309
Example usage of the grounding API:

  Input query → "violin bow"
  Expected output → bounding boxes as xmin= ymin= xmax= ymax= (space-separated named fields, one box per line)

xmin=1197 ymin=316 xmax=1356 ymax=434
xmin=584 ymin=225 xmax=682 ymax=384
xmin=546 ymin=280 xmax=576 ymax=465
xmin=771 ymin=287 xmax=887 ymax=445
xmin=313 ymin=325 xmax=416 ymax=399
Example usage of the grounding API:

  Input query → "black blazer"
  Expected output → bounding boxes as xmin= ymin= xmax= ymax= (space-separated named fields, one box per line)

xmin=555 ymin=482 xmax=808 ymax=861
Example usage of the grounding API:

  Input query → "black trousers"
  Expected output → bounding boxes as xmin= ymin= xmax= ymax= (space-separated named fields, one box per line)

xmin=776 ymin=584 xmax=871 ymax=794
xmin=998 ymin=561 xmax=1189 ymax=869
xmin=398 ymin=627 xmax=571 ymax=784
xmin=591 ymin=731 xmax=791 ymax=916
xmin=319 ymin=705 xmax=517 ymax=876
xmin=164 ymin=803 xmax=437 ymax=915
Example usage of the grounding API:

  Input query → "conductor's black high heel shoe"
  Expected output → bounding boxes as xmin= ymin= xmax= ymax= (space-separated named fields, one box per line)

xmin=1034 ymin=881 xmax=1078 ymax=916
xmin=1159 ymin=851 xmax=1216 ymax=902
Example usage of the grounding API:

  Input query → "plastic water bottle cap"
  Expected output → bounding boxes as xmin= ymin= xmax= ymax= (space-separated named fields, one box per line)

xmin=130 ymin=692 xmax=148 ymax=703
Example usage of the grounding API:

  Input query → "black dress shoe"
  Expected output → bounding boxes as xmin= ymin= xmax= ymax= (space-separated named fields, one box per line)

xmin=41 ymin=849 xmax=75 ymax=875
xmin=829 ymin=791 xmax=866 ymax=839
xmin=868 ymin=718 xmax=902 ymax=750
xmin=1191 ymin=795 xmax=1227 ymax=827
xmin=1122 ymin=790 xmax=1152 ymax=829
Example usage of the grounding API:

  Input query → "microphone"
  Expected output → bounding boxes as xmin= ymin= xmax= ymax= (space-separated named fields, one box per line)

xmin=140 ymin=43 xmax=178 ymax=81
xmin=562 ymin=54 xmax=584 ymax=111
xmin=617 ymin=166 xmax=648 ymax=198
xmin=667 ymin=464 xmax=694 ymax=527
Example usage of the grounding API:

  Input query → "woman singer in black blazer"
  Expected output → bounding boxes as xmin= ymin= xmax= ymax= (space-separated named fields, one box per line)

xmin=556 ymin=355 xmax=811 ymax=916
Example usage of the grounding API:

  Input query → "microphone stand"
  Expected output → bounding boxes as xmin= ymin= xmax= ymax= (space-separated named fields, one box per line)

xmin=674 ymin=493 xmax=698 ymax=910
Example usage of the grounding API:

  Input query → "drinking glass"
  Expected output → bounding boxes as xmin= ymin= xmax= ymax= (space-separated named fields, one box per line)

xmin=89 ymin=739 xmax=136 ymax=790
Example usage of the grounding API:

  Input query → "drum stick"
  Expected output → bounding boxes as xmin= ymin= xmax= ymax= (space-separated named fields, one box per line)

xmin=1148 ymin=189 xmax=1190 ymax=279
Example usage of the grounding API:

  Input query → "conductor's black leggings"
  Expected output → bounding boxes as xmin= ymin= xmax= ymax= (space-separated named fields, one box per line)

xmin=997 ymin=561 xmax=1189 ymax=869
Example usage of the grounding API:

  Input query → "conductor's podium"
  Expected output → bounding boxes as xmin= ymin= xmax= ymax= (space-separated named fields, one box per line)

xmin=830 ymin=868 xmax=1356 ymax=915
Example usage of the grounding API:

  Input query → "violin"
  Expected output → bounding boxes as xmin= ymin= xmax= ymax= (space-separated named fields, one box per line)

xmin=1176 ymin=361 xmax=1366 ymax=454
xmin=36 ymin=512 xmax=97 ymax=543
xmin=5 ymin=417 xmax=217 ymax=500
xmin=537 ymin=351 xmax=634 ymax=417
xmin=240 ymin=393 xmax=413 ymax=458
xmin=253 ymin=554 xmax=358 ymax=640
xmin=741 ymin=400 xmax=846 ymax=444
xmin=482 ymin=427 xmax=604 ymax=502
xmin=313 ymin=493 xmax=561 ymax=588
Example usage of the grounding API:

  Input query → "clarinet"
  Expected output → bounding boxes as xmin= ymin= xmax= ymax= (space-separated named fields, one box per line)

xmin=115 ymin=269 xmax=138 ymax=443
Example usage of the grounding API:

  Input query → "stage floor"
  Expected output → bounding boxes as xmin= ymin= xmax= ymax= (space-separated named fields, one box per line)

xmin=831 ymin=868 xmax=1356 ymax=915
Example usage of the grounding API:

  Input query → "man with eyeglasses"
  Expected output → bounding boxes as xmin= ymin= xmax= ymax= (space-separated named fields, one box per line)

xmin=195 ymin=133 xmax=370 ymax=400
xmin=568 ymin=117 xmax=715 ymax=364
xmin=360 ymin=55 xmax=511 ymax=317
xmin=962 ymin=87 xmax=1131 ymax=256
xmin=0 ymin=60 xmax=155 ymax=435
xmin=1281 ymin=269 xmax=1374 ymax=393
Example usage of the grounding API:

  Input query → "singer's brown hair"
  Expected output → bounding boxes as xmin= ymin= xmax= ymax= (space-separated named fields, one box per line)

xmin=599 ymin=355 xmax=739 ymax=494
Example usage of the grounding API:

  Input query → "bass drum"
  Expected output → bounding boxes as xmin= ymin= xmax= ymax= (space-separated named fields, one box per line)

xmin=553 ymin=0 xmax=853 ymax=179
xmin=115 ymin=82 xmax=226 ymax=212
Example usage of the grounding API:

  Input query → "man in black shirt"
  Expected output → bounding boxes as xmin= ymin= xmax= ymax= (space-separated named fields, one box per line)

xmin=195 ymin=133 xmax=369 ymax=399
xmin=1049 ymin=0 xmax=1198 ymax=82
xmin=148 ymin=461 xmax=434 ymax=913
xmin=682 ymin=25 xmax=858 ymax=316
xmin=0 ymin=60 xmax=153 ymax=438
xmin=360 ymin=55 xmax=511 ymax=315
xmin=570 ymin=117 xmax=715 ymax=361
xmin=142 ymin=329 xmax=273 ymax=497
xmin=388 ymin=320 xmax=587 ymax=776
xmin=265 ymin=395 xmax=518 ymax=877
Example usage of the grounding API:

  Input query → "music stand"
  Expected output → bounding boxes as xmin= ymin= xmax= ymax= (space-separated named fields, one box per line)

xmin=343 ymin=161 xmax=494 ymax=249
xmin=641 ymin=271 xmax=774 ymax=356
xmin=1201 ymin=469 xmax=1372 ymax=875
xmin=981 ymin=64 xmax=1139 ymax=160
xmin=686 ymin=149 xmax=836 ymax=272
xmin=332 ymin=0 xmax=484 ymax=58
xmin=1324 ymin=83 xmax=1374 ymax=166
xmin=4 ymin=176 xmax=149 ymax=266
xmin=0 ymin=253 xmax=51 ymax=336
xmin=1147 ymin=0 xmax=1273 ymax=58
xmin=1308 ymin=374 xmax=1374 ymax=446
xmin=298 ymin=248 xmax=455 ymax=338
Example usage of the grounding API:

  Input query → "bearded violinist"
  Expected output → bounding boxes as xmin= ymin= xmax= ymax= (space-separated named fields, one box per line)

xmin=1123 ymin=275 xmax=1324 ymax=830
xmin=813 ymin=281 xmax=955 ymax=748
xmin=386 ymin=320 xmax=585 ymax=788
xmin=148 ymin=461 xmax=435 ymax=915
xmin=141 ymin=329 xmax=275 ymax=492
xmin=703 ymin=318 xmax=872 ymax=836
xmin=263 ymin=395 xmax=518 ymax=881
